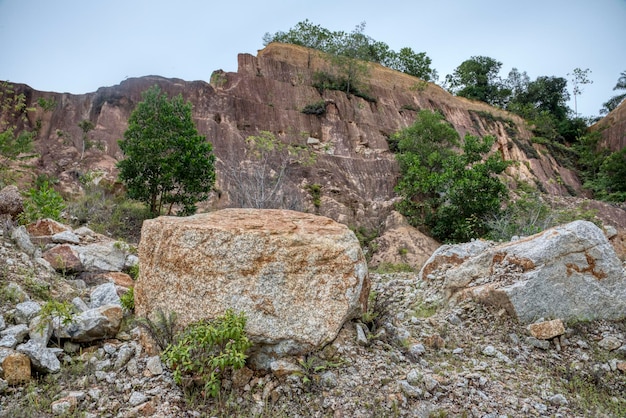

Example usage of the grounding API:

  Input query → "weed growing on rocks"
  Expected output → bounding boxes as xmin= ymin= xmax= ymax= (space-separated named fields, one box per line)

xmin=162 ymin=309 xmax=251 ymax=399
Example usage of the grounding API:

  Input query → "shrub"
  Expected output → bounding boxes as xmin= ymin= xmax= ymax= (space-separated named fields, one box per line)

xmin=301 ymin=101 xmax=327 ymax=116
xmin=120 ymin=287 xmax=135 ymax=313
xmin=135 ymin=309 xmax=178 ymax=352
xmin=18 ymin=181 xmax=65 ymax=224
xmin=162 ymin=310 xmax=251 ymax=398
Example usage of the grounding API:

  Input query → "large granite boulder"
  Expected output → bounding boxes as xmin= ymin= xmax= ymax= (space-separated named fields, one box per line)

xmin=135 ymin=209 xmax=370 ymax=368
xmin=420 ymin=220 xmax=626 ymax=324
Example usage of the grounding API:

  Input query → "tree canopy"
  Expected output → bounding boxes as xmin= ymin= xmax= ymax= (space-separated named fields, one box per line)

xmin=263 ymin=20 xmax=438 ymax=82
xmin=394 ymin=110 xmax=510 ymax=242
xmin=117 ymin=85 xmax=215 ymax=217
xmin=444 ymin=56 xmax=510 ymax=106
xmin=601 ymin=70 xmax=626 ymax=115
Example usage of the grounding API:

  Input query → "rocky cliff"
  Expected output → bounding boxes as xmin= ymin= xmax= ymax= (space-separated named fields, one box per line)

xmin=590 ymin=98 xmax=626 ymax=151
xmin=2 ymin=43 xmax=583 ymax=229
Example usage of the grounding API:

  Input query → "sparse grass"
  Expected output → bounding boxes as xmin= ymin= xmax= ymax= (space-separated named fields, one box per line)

xmin=412 ymin=298 xmax=439 ymax=318
xmin=372 ymin=262 xmax=414 ymax=274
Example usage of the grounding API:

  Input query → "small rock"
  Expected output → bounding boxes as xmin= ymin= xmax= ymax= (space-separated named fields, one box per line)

xmin=42 ymin=244 xmax=83 ymax=273
xmin=0 ymin=378 xmax=8 ymax=393
xmin=114 ymin=344 xmax=135 ymax=369
xmin=399 ymin=380 xmax=423 ymax=398
xmin=406 ymin=369 xmax=422 ymax=386
xmin=145 ymin=355 xmax=163 ymax=376
xmin=355 ymin=323 xmax=369 ymax=346
xmin=51 ymin=230 xmax=80 ymax=244
xmin=0 ymin=315 xmax=5 ymax=331
xmin=448 ymin=314 xmax=463 ymax=326
xmin=232 ymin=366 xmax=254 ymax=388
xmin=2 ymin=352 xmax=31 ymax=385
xmin=16 ymin=340 xmax=61 ymax=373
xmin=1 ymin=324 xmax=29 ymax=343
xmin=424 ymin=334 xmax=445 ymax=349
xmin=528 ymin=319 xmax=565 ymax=340
xmin=617 ymin=361 xmax=626 ymax=373
xmin=549 ymin=393 xmax=568 ymax=406
xmin=452 ymin=347 xmax=464 ymax=355
xmin=14 ymin=301 xmax=41 ymax=324
xmin=408 ymin=343 xmax=426 ymax=358
xmin=11 ymin=226 xmax=36 ymax=256
xmin=90 ymin=282 xmax=121 ymax=309
xmin=270 ymin=359 xmax=301 ymax=378
xmin=598 ymin=336 xmax=622 ymax=351
xmin=51 ymin=396 xmax=77 ymax=416
xmin=126 ymin=358 xmax=140 ymax=376
xmin=320 ymin=370 xmax=338 ymax=388
xmin=482 ymin=345 xmax=497 ymax=356
xmin=423 ymin=374 xmax=439 ymax=392
xmin=71 ymin=297 xmax=89 ymax=313
xmin=525 ymin=336 xmax=550 ymax=350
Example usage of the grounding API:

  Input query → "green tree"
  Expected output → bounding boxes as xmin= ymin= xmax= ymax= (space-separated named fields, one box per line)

xmin=0 ymin=82 xmax=36 ymax=183
xmin=394 ymin=110 xmax=510 ymax=242
xmin=117 ymin=85 xmax=215 ymax=217
xmin=567 ymin=68 xmax=593 ymax=116
xmin=263 ymin=20 xmax=437 ymax=81
xmin=600 ymin=70 xmax=626 ymax=115
xmin=78 ymin=119 xmax=95 ymax=160
xmin=445 ymin=56 xmax=510 ymax=106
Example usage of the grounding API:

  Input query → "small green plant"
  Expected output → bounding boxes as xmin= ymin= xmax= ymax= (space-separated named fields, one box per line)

xmin=361 ymin=291 xmax=379 ymax=324
xmin=128 ymin=263 xmax=139 ymax=280
xmin=120 ymin=287 xmax=135 ymax=313
xmin=372 ymin=262 xmax=414 ymax=274
xmin=306 ymin=183 xmax=322 ymax=209
xmin=37 ymin=97 xmax=57 ymax=112
xmin=22 ymin=274 xmax=51 ymax=300
xmin=17 ymin=181 xmax=65 ymax=225
xmin=301 ymin=101 xmax=326 ymax=116
xmin=135 ymin=309 xmax=178 ymax=352
xmin=162 ymin=310 xmax=251 ymax=399
xmin=412 ymin=298 xmax=439 ymax=318
xmin=38 ymin=300 xmax=74 ymax=346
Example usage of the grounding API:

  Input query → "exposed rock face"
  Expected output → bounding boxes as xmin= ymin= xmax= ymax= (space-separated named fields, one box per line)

xmin=0 ymin=43 xmax=585 ymax=229
xmin=135 ymin=208 xmax=370 ymax=368
xmin=590 ymin=98 xmax=626 ymax=151
xmin=420 ymin=220 xmax=626 ymax=323
xmin=369 ymin=211 xmax=441 ymax=270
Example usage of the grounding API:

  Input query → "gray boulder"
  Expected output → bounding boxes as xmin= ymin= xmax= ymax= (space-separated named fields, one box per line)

xmin=16 ymin=340 xmax=60 ymax=373
xmin=11 ymin=226 xmax=36 ymax=257
xmin=0 ymin=185 xmax=23 ymax=219
xmin=89 ymin=282 xmax=121 ymax=309
xmin=421 ymin=220 xmax=626 ymax=324
xmin=54 ymin=305 xmax=123 ymax=342
xmin=14 ymin=301 xmax=42 ymax=324
xmin=71 ymin=242 xmax=129 ymax=272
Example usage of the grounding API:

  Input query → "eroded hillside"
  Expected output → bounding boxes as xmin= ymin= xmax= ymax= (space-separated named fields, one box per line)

xmin=2 ymin=43 xmax=583 ymax=229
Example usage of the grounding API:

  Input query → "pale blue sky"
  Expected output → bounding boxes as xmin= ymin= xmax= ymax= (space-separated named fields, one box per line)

xmin=0 ymin=0 xmax=624 ymax=117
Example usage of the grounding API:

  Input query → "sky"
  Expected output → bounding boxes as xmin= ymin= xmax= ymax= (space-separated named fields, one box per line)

xmin=0 ymin=0 xmax=624 ymax=118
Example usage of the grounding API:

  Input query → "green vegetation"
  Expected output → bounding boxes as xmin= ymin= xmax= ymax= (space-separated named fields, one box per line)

xmin=301 ymin=100 xmax=327 ymax=115
xmin=0 ymin=82 xmax=36 ymax=185
xmin=162 ymin=310 xmax=251 ymax=399
xmin=225 ymin=131 xmax=314 ymax=209
xmin=372 ymin=262 xmax=414 ymax=274
xmin=65 ymin=172 xmax=148 ymax=241
xmin=306 ymin=183 xmax=322 ymax=209
xmin=600 ymin=70 xmax=626 ymax=115
xmin=264 ymin=20 xmax=438 ymax=82
xmin=117 ymin=85 xmax=216 ymax=217
xmin=394 ymin=110 xmax=510 ymax=242
xmin=120 ymin=287 xmax=135 ymax=313
xmin=135 ymin=308 xmax=178 ymax=352
xmin=17 ymin=180 xmax=65 ymax=225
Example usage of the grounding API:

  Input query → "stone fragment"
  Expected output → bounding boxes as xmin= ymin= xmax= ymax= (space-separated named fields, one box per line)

xmin=28 ymin=316 xmax=53 ymax=347
xmin=11 ymin=226 xmax=36 ymax=256
xmin=1 ymin=324 xmax=29 ymax=343
xmin=0 ymin=185 xmax=23 ymax=219
xmin=617 ymin=361 xmax=626 ymax=373
xmin=598 ymin=336 xmax=623 ymax=351
xmin=26 ymin=219 xmax=68 ymax=236
xmin=136 ymin=209 xmax=369 ymax=368
xmin=72 ymin=241 xmax=130 ymax=272
xmin=54 ymin=304 xmax=122 ymax=342
xmin=270 ymin=359 xmax=301 ymax=378
xmin=51 ymin=396 xmax=77 ymax=416
xmin=0 ymin=315 xmax=5 ymax=331
xmin=129 ymin=391 xmax=148 ymax=407
xmin=525 ymin=336 xmax=550 ymax=350
xmin=16 ymin=340 xmax=61 ymax=373
xmin=2 ymin=352 xmax=31 ymax=385
xmin=114 ymin=344 xmax=135 ymax=369
xmin=51 ymin=230 xmax=80 ymax=244
xmin=424 ymin=334 xmax=445 ymax=349
xmin=355 ymin=323 xmax=369 ymax=346
xmin=145 ymin=355 xmax=163 ymax=376
xmin=90 ymin=282 xmax=121 ymax=309
xmin=399 ymin=380 xmax=423 ymax=398
xmin=43 ymin=244 xmax=83 ymax=273
xmin=232 ymin=366 xmax=254 ymax=388
xmin=528 ymin=319 xmax=565 ymax=340
xmin=549 ymin=393 xmax=568 ymax=406
xmin=14 ymin=301 xmax=41 ymax=324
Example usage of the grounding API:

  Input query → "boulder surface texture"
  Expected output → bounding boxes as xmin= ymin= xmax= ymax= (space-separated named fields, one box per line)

xmin=420 ymin=220 xmax=625 ymax=323
xmin=135 ymin=209 xmax=369 ymax=367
